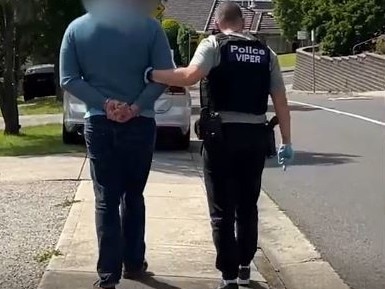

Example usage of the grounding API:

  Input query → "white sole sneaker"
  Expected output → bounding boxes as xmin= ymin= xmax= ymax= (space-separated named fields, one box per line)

xmin=237 ymin=278 xmax=250 ymax=285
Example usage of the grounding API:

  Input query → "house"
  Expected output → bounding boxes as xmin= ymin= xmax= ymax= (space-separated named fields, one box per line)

xmin=163 ymin=0 xmax=214 ymax=33
xmin=163 ymin=0 xmax=292 ymax=54
xmin=205 ymin=0 xmax=290 ymax=53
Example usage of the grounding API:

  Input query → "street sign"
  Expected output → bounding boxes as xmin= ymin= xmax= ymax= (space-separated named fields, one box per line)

xmin=152 ymin=3 xmax=165 ymax=19
xmin=297 ymin=31 xmax=308 ymax=40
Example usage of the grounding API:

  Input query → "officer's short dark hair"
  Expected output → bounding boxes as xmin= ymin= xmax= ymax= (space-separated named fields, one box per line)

xmin=215 ymin=1 xmax=243 ymax=24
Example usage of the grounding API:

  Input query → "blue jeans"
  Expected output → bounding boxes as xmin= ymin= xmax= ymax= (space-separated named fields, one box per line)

xmin=84 ymin=115 xmax=156 ymax=288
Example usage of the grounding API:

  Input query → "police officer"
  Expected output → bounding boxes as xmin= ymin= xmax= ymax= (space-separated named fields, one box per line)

xmin=146 ymin=2 xmax=293 ymax=288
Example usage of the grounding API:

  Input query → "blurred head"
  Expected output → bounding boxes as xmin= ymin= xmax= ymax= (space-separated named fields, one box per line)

xmin=215 ymin=1 xmax=244 ymax=33
xmin=82 ymin=0 xmax=158 ymax=30
xmin=83 ymin=0 xmax=158 ymax=14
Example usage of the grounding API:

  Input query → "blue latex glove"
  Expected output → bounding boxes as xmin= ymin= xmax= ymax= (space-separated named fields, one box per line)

xmin=278 ymin=144 xmax=294 ymax=170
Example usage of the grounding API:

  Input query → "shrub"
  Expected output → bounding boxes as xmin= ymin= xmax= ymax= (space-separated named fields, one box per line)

xmin=375 ymin=35 xmax=385 ymax=55
xmin=162 ymin=19 xmax=180 ymax=48
xmin=177 ymin=24 xmax=198 ymax=66
xmin=161 ymin=18 xmax=181 ymax=64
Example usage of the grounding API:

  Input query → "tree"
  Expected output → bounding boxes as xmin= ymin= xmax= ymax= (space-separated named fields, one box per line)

xmin=31 ymin=0 xmax=84 ymax=100
xmin=177 ymin=24 xmax=198 ymax=66
xmin=162 ymin=18 xmax=182 ymax=65
xmin=376 ymin=35 xmax=385 ymax=54
xmin=0 ymin=0 xmax=36 ymax=135
xmin=320 ymin=0 xmax=385 ymax=55
xmin=273 ymin=0 xmax=304 ymax=41
xmin=273 ymin=0 xmax=385 ymax=56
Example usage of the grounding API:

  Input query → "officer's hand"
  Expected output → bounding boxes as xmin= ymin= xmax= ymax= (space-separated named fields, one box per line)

xmin=277 ymin=144 xmax=294 ymax=169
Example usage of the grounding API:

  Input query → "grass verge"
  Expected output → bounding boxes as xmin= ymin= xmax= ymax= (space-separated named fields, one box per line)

xmin=18 ymin=96 xmax=63 ymax=115
xmin=55 ymin=197 xmax=82 ymax=208
xmin=35 ymin=249 xmax=63 ymax=264
xmin=0 ymin=124 xmax=85 ymax=157
xmin=278 ymin=53 xmax=297 ymax=68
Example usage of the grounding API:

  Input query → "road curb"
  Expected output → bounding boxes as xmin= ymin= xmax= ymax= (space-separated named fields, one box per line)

xmin=281 ymin=67 xmax=295 ymax=73
xmin=258 ymin=192 xmax=351 ymax=289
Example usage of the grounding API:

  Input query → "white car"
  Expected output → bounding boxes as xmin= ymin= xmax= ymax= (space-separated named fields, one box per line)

xmin=62 ymin=85 xmax=192 ymax=149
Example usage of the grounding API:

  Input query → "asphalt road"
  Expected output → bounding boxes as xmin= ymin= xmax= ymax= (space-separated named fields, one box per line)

xmin=282 ymin=71 xmax=294 ymax=86
xmin=263 ymin=90 xmax=385 ymax=289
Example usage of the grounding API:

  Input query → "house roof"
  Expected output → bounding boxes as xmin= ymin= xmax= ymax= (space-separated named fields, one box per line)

xmin=258 ymin=11 xmax=280 ymax=34
xmin=205 ymin=1 xmax=260 ymax=32
xmin=163 ymin=0 xmax=215 ymax=32
xmin=205 ymin=0 xmax=280 ymax=34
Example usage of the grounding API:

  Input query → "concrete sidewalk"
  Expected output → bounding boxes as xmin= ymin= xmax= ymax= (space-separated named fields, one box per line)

xmin=37 ymin=151 xmax=268 ymax=289
xmin=0 ymin=113 xmax=62 ymax=130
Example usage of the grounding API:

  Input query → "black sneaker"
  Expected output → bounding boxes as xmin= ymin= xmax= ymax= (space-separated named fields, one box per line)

xmin=237 ymin=266 xmax=250 ymax=285
xmin=217 ymin=280 xmax=238 ymax=289
xmin=122 ymin=260 xmax=149 ymax=280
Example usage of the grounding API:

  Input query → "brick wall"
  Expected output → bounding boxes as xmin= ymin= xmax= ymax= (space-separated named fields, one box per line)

xmin=293 ymin=47 xmax=385 ymax=92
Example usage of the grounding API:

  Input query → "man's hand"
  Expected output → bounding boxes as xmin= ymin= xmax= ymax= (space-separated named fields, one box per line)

xmin=105 ymin=100 xmax=140 ymax=123
xmin=105 ymin=99 xmax=122 ymax=121
xmin=114 ymin=103 xmax=140 ymax=123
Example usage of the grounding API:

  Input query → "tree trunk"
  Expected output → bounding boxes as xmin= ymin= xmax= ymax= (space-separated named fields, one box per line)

xmin=0 ymin=4 xmax=20 ymax=135
xmin=13 ymin=27 xmax=21 ymax=99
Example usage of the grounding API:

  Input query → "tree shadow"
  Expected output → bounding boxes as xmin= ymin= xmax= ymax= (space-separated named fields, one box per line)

xmin=244 ymin=280 xmax=270 ymax=289
xmin=265 ymin=150 xmax=360 ymax=167
xmin=120 ymin=274 xmax=223 ymax=289
xmin=150 ymin=140 xmax=203 ymax=178
xmin=132 ymin=275 xmax=182 ymax=289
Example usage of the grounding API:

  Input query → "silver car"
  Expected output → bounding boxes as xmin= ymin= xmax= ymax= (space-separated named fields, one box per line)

xmin=62 ymin=85 xmax=192 ymax=149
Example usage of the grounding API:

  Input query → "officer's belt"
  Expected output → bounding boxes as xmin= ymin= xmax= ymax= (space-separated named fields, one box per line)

xmin=219 ymin=111 xmax=267 ymax=124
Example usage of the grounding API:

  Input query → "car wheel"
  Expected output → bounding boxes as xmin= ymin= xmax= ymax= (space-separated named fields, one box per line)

xmin=62 ymin=123 xmax=81 ymax=145
xmin=177 ymin=129 xmax=190 ymax=150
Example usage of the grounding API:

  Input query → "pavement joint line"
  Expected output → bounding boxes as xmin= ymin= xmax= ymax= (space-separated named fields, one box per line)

xmin=147 ymin=217 xmax=209 ymax=221
xmin=289 ymin=100 xmax=385 ymax=127
xmin=45 ymin=269 xmax=221 ymax=281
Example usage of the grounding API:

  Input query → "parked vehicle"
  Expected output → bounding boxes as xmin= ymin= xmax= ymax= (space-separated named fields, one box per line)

xmin=23 ymin=64 xmax=55 ymax=102
xmin=62 ymin=86 xmax=192 ymax=149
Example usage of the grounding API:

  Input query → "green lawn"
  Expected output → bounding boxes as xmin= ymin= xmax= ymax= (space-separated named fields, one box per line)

xmin=0 ymin=124 xmax=85 ymax=156
xmin=18 ymin=96 xmax=63 ymax=115
xmin=278 ymin=53 xmax=297 ymax=68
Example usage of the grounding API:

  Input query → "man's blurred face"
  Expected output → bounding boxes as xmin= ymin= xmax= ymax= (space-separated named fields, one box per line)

xmin=83 ymin=0 xmax=158 ymax=14
xmin=122 ymin=0 xmax=159 ymax=14
xmin=82 ymin=0 xmax=158 ymax=30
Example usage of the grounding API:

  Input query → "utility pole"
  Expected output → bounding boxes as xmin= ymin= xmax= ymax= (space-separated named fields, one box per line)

xmin=311 ymin=29 xmax=316 ymax=93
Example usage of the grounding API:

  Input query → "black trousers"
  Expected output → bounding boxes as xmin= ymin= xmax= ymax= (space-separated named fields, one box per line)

xmin=85 ymin=116 xmax=156 ymax=288
xmin=203 ymin=123 xmax=268 ymax=280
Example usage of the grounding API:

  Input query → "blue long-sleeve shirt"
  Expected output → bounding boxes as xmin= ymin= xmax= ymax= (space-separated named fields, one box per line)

xmin=59 ymin=13 xmax=174 ymax=118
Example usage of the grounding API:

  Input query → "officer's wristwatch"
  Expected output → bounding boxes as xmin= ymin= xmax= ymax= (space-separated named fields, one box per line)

xmin=145 ymin=67 xmax=154 ymax=83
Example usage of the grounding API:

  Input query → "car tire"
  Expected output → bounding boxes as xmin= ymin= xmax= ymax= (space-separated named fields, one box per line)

xmin=62 ymin=123 xmax=81 ymax=145
xmin=177 ymin=129 xmax=190 ymax=150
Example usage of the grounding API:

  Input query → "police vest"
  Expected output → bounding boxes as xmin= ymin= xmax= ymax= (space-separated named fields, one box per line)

xmin=205 ymin=34 xmax=271 ymax=115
